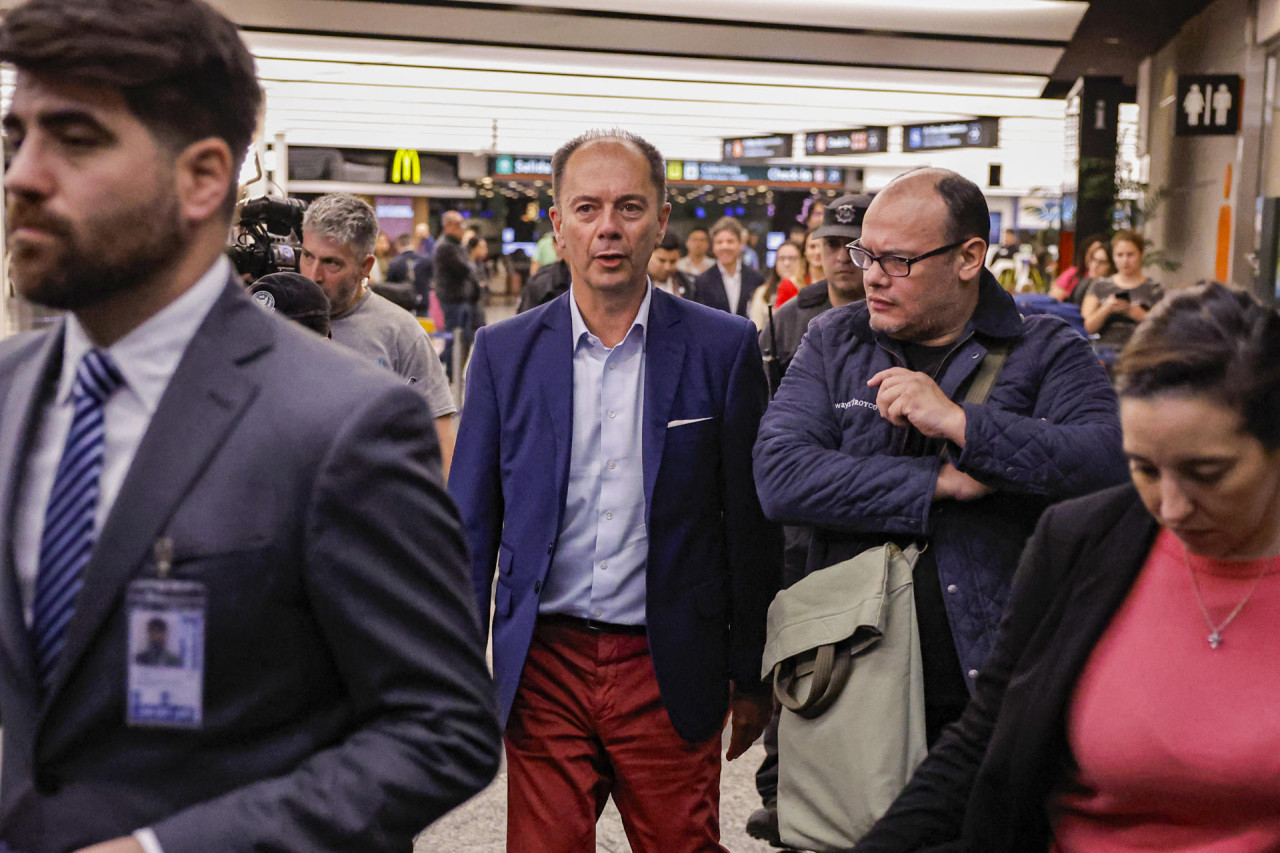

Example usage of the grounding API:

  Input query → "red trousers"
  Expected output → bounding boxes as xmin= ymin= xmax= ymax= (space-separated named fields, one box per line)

xmin=504 ymin=617 xmax=726 ymax=853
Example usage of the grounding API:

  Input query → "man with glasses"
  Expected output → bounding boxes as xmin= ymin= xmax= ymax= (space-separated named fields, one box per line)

xmin=754 ymin=168 xmax=1125 ymax=755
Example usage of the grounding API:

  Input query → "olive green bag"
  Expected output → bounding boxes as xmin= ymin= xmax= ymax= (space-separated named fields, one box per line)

xmin=761 ymin=542 xmax=926 ymax=850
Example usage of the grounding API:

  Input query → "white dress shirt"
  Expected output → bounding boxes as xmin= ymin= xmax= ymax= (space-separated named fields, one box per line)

xmin=12 ymin=257 xmax=228 ymax=853
xmin=13 ymin=256 xmax=231 ymax=625
xmin=539 ymin=282 xmax=652 ymax=625
xmin=718 ymin=261 xmax=742 ymax=315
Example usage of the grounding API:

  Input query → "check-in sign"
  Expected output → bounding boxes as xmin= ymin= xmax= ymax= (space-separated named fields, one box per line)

xmin=392 ymin=149 xmax=421 ymax=184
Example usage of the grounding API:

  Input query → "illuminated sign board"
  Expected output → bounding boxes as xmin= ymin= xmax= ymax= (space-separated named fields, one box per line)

xmin=391 ymin=149 xmax=421 ymax=184
xmin=493 ymin=154 xmax=554 ymax=179
xmin=722 ymin=134 xmax=794 ymax=163
xmin=902 ymin=117 xmax=999 ymax=151
xmin=667 ymin=161 xmax=844 ymax=188
xmin=804 ymin=127 xmax=889 ymax=156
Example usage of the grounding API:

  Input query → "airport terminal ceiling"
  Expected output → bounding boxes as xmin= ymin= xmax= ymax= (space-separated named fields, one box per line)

xmin=0 ymin=0 xmax=1215 ymax=160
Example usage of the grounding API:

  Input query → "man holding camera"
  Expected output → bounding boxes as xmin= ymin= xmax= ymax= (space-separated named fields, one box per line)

xmin=0 ymin=1 xmax=499 ymax=850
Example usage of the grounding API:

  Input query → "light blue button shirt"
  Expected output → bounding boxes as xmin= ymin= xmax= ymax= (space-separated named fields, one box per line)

xmin=539 ymin=283 xmax=652 ymax=625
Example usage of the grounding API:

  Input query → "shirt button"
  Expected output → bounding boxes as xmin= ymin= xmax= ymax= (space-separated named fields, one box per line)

xmin=968 ymin=669 xmax=979 ymax=680
xmin=593 ymin=608 xmax=603 ymax=617
xmin=608 ymin=364 xmax=617 ymax=371
xmin=600 ymin=561 xmax=609 ymax=570
xmin=605 ymin=511 xmax=614 ymax=520
xmin=608 ymin=410 xmax=616 ymax=419
xmin=608 ymin=461 xmax=617 ymax=470
xmin=946 ymin=584 xmax=959 ymax=594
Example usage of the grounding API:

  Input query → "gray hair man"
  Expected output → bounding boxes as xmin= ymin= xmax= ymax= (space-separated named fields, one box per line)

xmin=302 ymin=192 xmax=457 ymax=476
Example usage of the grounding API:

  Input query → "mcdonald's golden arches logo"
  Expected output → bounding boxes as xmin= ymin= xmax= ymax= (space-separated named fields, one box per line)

xmin=392 ymin=149 xmax=421 ymax=184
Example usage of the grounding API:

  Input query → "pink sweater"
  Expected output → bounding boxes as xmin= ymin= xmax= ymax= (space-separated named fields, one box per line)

xmin=1051 ymin=529 xmax=1280 ymax=853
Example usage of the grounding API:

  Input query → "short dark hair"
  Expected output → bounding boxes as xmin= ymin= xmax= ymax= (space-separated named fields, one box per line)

xmin=1117 ymin=282 xmax=1280 ymax=449
xmin=887 ymin=167 xmax=989 ymax=244
xmin=552 ymin=129 xmax=666 ymax=208
xmin=687 ymin=226 xmax=709 ymax=238
xmin=0 ymin=0 xmax=262 ymax=218
xmin=935 ymin=172 xmax=990 ymax=243
xmin=658 ymin=231 xmax=682 ymax=252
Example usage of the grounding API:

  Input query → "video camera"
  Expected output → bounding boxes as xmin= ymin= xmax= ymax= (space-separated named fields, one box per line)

xmin=227 ymin=196 xmax=307 ymax=281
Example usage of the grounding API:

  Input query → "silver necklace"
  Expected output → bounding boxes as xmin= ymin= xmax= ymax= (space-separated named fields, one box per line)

xmin=1182 ymin=545 xmax=1275 ymax=649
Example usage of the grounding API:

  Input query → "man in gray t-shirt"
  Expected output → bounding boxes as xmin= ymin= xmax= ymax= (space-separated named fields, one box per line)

xmin=301 ymin=193 xmax=457 ymax=476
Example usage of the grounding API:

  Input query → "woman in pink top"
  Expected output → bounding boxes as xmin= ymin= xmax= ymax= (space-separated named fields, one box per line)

xmin=853 ymin=282 xmax=1280 ymax=853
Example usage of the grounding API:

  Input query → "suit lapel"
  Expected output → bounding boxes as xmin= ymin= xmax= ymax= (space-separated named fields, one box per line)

xmin=538 ymin=296 xmax=574 ymax=517
xmin=0 ymin=327 xmax=64 ymax=690
xmin=45 ymin=283 xmax=270 ymax=702
xmin=642 ymin=291 xmax=685 ymax=518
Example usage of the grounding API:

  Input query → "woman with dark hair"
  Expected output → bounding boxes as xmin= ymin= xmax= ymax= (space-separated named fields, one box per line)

xmin=855 ymin=282 xmax=1280 ymax=853
xmin=1050 ymin=237 xmax=1113 ymax=303
xmin=749 ymin=240 xmax=806 ymax=329
xmin=1081 ymin=230 xmax=1163 ymax=353
xmin=803 ymin=228 xmax=826 ymax=285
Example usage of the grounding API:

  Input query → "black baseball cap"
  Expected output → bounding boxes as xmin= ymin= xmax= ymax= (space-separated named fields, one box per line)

xmin=812 ymin=193 xmax=873 ymax=242
xmin=250 ymin=273 xmax=331 ymax=337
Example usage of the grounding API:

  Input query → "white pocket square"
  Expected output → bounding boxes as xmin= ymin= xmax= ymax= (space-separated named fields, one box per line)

xmin=667 ymin=417 xmax=713 ymax=428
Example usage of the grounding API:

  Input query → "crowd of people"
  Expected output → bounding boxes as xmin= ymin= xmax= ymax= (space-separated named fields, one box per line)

xmin=1 ymin=2 xmax=1276 ymax=853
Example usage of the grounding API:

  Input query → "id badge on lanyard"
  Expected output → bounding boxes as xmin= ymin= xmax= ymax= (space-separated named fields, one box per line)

xmin=125 ymin=537 xmax=206 ymax=729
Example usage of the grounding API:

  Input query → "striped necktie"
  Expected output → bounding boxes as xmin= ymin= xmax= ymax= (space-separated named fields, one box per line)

xmin=32 ymin=349 xmax=124 ymax=690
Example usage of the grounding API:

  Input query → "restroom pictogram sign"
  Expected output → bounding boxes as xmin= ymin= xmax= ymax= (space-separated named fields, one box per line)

xmin=1176 ymin=75 xmax=1241 ymax=136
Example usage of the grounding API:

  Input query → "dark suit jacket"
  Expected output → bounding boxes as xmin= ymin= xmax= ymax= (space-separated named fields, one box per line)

xmin=0 ymin=280 xmax=500 ymax=852
xmin=691 ymin=264 xmax=764 ymax=318
xmin=854 ymin=484 xmax=1159 ymax=853
xmin=451 ymin=288 xmax=782 ymax=743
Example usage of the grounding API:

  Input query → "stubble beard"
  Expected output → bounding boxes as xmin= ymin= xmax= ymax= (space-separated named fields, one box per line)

xmin=8 ymin=193 xmax=185 ymax=313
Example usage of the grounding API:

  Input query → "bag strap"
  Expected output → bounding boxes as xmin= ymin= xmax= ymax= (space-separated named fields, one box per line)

xmin=963 ymin=345 xmax=1009 ymax=406
xmin=774 ymin=643 xmax=852 ymax=719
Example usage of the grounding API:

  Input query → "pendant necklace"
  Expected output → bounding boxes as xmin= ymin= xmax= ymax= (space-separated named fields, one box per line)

xmin=1182 ymin=544 xmax=1276 ymax=650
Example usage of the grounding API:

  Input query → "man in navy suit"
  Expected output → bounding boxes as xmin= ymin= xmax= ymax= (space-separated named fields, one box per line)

xmin=452 ymin=129 xmax=782 ymax=851
xmin=689 ymin=215 xmax=764 ymax=317
xmin=0 ymin=1 xmax=499 ymax=850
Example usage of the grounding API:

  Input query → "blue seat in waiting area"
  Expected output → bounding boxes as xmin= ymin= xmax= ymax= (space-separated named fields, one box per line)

xmin=1013 ymin=293 xmax=1087 ymax=338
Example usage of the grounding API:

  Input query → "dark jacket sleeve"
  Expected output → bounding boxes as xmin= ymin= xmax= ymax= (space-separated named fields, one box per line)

xmin=153 ymin=385 xmax=501 ymax=851
xmin=754 ymin=319 xmax=941 ymax=534
xmin=852 ymin=501 xmax=1071 ymax=852
xmin=435 ymin=239 xmax=475 ymax=302
xmin=721 ymin=321 xmax=784 ymax=692
xmin=953 ymin=323 xmax=1127 ymax=498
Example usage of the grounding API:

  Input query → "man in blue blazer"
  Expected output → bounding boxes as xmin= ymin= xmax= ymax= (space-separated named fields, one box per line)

xmin=452 ymin=130 xmax=782 ymax=851
xmin=689 ymin=215 xmax=764 ymax=317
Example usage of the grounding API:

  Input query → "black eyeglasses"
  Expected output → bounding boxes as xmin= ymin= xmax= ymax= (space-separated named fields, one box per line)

xmin=846 ymin=240 xmax=967 ymax=277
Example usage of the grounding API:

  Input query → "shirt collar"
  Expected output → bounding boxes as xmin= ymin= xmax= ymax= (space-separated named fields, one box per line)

xmin=717 ymin=261 xmax=741 ymax=281
xmin=568 ymin=280 xmax=652 ymax=350
xmin=58 ymin=255 xmax=231 ymax=413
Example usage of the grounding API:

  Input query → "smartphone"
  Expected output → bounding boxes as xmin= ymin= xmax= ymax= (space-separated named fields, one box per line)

xmin=1113 ymin=290 xmax=1131 ymax=302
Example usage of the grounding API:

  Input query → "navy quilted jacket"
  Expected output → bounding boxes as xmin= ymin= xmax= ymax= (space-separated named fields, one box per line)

xmin=753 ymin=270 xmax=1128 ymax=687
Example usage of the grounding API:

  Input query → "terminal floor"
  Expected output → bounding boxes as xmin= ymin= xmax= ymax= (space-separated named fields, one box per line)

xmin=415 ymin=734 xmax=779 ymax=852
